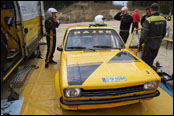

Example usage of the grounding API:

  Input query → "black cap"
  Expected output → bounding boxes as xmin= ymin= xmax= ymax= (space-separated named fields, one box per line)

xmin=150 ymin=3 xmax=160 ymax=9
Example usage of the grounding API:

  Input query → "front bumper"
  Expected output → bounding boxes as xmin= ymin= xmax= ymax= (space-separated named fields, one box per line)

xmin=60 ymin=90 xmax=160 ymax=105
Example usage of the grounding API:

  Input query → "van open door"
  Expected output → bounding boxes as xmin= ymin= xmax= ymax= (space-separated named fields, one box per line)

xmin=126 ymin=28 xmax=144 ymax=59
xmin=1 ymin=1 xmax=45 ymax=81
xmin=1 ymin=1 xmax=24 ymax=81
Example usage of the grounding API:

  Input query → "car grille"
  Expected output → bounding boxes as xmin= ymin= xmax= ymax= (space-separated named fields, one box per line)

xmin=81 ymin=85 xmax=144 ymax=97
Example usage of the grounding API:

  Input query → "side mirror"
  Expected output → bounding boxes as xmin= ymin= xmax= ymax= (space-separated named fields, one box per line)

xmin=57 ymin=46 xmax=63 ymax=51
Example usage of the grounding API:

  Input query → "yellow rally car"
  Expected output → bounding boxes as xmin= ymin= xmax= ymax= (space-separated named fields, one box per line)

xmin=55 ymin=24 xmax=161 ymax=110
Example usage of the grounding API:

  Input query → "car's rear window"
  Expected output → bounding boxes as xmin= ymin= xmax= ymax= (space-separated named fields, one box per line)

xmin=65 ymin=29 xmax=125 ymax=51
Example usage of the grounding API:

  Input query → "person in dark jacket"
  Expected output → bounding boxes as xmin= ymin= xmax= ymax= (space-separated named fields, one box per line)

xmin=141 ymin=7 xmax=151 ymax=27
xmin=45 ymin=8 xmax=60 ymax=68
xmin=114 ymin=6 xmax=133 ymax=43
xmin=139 ymin=3 xmax=166 ymax=67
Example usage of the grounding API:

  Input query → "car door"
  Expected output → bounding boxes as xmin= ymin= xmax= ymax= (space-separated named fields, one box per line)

xmin=126 ymin=28 xmax=144 ymax=59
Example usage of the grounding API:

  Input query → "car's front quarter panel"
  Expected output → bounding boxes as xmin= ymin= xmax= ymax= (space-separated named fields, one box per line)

xmin=55 ymin=51 xmax=68 ymax=100
xmin=55 ymin=71 xmax=62 ymax=100
xmin=127 ymin=49 xmax=161 ymax=82
xmin=59 ymin=51 xmax=69 ymax=89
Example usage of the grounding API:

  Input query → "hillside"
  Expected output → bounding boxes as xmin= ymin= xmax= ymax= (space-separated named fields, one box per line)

xmin=56 ymin=1 xmax=148 ymax=24
xmin=47 ymin=1 xmax=169 ymax=24
xmin=56 ymin=1 xmax=130 ymax=23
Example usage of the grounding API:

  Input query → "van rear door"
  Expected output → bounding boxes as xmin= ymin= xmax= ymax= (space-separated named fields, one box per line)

xmin=1 ymin=1 xmax=24 ymax=80
xmin=18 ymin=1 xmax=44 ymax=57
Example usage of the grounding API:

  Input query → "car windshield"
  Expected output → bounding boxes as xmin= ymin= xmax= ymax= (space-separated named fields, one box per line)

xmin=65 ymin=29 xmax=125 ymax=51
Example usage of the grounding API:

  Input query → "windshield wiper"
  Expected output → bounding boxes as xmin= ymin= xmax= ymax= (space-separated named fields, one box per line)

xmin=67 ymin=46 xmax=86 ymax=49
xmin=93 ymin=45 xmax=123 ymax=50
xmin=93 ymin=45 xmax=113 ymax=49
xmin=85 ymin=48 xmax=96 ymax=51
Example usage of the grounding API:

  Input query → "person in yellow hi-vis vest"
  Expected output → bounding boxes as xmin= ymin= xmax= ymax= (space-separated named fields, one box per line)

xmin=45 ymin=8 xmax=60 ymax=68
xmin=139 ymin=3 xmax=166 ymax=67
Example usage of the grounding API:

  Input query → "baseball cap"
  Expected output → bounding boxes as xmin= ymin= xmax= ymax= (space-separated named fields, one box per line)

xmin=150 ymin=3 xmax=160 ymax=9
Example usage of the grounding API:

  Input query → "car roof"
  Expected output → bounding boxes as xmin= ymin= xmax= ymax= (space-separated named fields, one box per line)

xmin=67 ymin=25 xmax=116 ymax=31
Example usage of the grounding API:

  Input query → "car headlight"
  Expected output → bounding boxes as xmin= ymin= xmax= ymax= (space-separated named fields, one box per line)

xmin=144 ymin=81 xmax=159 ymax=90
xmin=64 ymin=88 xmax=81 ymax=97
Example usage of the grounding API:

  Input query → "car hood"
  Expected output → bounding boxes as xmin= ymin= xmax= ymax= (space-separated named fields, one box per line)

xmin=65 ymin=50 xmax=157 ymax=89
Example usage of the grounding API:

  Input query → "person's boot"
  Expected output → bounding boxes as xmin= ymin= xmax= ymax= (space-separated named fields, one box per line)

xmin=49 ymin=59 xmax=57 ymax=64
xmin=45 ymin=62 xmax=49 ymax=68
